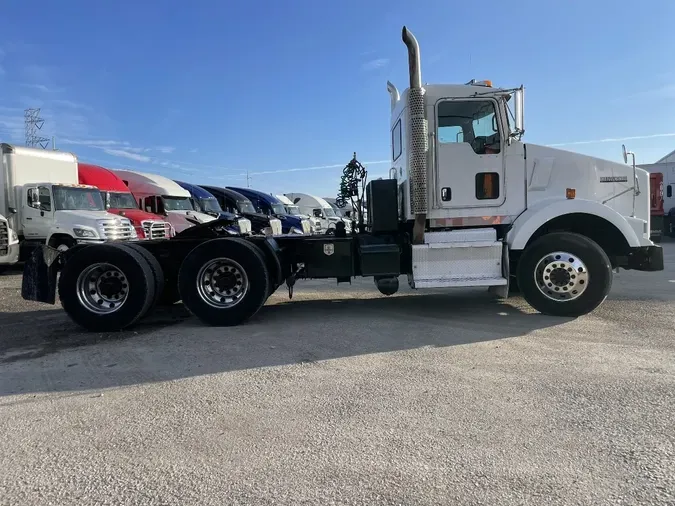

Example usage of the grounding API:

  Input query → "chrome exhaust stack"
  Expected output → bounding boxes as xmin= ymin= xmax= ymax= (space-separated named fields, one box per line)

xmin=402 ymin=26 xmax=428 ymax=245
xmin=387 ymin=81 xmax=400 ymax=112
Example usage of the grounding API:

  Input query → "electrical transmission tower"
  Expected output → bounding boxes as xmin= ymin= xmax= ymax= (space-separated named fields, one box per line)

xmin=24 ymin=108 xmax=50 ymax=149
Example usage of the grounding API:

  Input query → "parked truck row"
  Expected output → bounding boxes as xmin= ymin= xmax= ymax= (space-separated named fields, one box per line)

xmin=21 ymin=25 xmax=663 ymax=331
xmin=0 ymin=145 xmax=351 ymax=271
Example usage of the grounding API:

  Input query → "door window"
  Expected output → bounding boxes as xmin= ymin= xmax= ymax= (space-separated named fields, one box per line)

xmin=38 ymin=187 xmax=52 ymax=211
xmin=437 ymin=100 xmax=501 ymax=154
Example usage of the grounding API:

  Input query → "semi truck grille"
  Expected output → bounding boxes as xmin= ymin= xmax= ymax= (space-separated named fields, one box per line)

xmin=0 ymin=220 xmax=8 ymax=256
xmin=142 ymin=220 xmax=171 ymax=240
xmin=100 ymin=218 xmax=135 ymax=241
xmin=300 ymin=219 xmax=311 ymax=234
xmin=237 ymin=218 xmax=252 ymax=235
xmin=270 ymin=218 xmax=282 ymax=236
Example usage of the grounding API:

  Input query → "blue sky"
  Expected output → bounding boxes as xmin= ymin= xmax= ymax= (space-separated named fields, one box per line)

xmin=1 ymin=0 xmax=675 ymax=198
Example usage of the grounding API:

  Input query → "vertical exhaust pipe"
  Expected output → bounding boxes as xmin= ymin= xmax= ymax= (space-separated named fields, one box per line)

xmin=387 ymin=81 xmax=400 ymax=112
xmin=402 ymin=26 xmax=428 ymax=245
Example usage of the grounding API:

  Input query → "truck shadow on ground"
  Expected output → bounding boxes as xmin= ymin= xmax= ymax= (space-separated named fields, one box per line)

xmin=0 ymin=290 xmax=569 ymax=397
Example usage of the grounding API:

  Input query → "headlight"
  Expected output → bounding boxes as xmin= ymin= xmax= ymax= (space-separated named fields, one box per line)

xmin=9 ymin=228 xmax=18 ymax=244
xmin=129 ymin=227 xmax=138 ymax=239
xmin=73 ymin=227 xmax=99 ymax=238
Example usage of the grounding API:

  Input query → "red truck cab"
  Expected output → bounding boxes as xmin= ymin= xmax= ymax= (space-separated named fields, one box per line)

xmin=649 ymin=172 xmax=664 ymax=243
xmin=78 ymin=163 xmax=173 ymax=240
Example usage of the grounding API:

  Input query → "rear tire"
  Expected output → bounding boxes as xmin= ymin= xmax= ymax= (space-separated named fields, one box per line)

xmin=58 ymin=244 xmax=156 ymax=331
xmin=117 ymin=242 xmax=165 ymax=310
xmin=516 ymin=232 xmax=612 ymax=317
xmin=178 ymin=238 xmax=270 ymax=326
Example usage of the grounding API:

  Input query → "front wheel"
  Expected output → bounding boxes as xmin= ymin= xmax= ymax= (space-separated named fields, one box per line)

xmin=516 ymin=232 xmax=612 ymax=317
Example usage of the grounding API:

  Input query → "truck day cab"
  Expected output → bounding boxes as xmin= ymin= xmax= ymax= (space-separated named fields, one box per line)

xmin=284 ymin=193 xmax=346 ymax=234
xmin=112 ymin=169 xmax=216 ymax=234
xmin=226 ymin=187 xmax=312 ymax=235
xmin=199 ymin=185 xmax=283 ymax=236
xmin=78 ymin=163 xmax=173 ymax=240
xmin=22 ymin=26 xmax=663 ymax=331
xmin=1 ymin=144 xmax=137 ymax=256
xmin=275 ymin=194 xmax=321 ymax=233
xmin=175 ymin=180 xmax=252 ymax=235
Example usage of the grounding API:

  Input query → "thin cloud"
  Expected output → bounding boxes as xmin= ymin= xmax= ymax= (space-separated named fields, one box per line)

xmin=52 ymin=99 xmax=91 ymax=110
xmin=0 ymin=65 xmax=5 ymax=76
xmin=102 ymin=148 xmax=151 ymax=162
xmin=247 ymin=160 xmax=389 ymax=176
xmin=155 ymin=146 xmax=175 ymax=154
xmin=622 ymin=84 xmax=675 ymax=101
xmin=547 ymin=133 xmax=675 ymax=147
xmin=62 ymin=139 xmax=128 ymax=147
xmin=20 ymin=83 xmax=65 ymax=93
xmin=362 ymin=58 xmax=389 ymax=71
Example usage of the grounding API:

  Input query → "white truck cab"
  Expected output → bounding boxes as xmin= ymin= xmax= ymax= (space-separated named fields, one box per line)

xmin=0 ymin=213 xmax=19 ymax=270
xmin=284 ymin=193 xmax=346 ymax=234
xmin=275 ymin=194 xmax=320 ymax=233
xmin=111 ymin=169 xmax=216 ymax=234
xmin=384 ymin=27 xmax=660 ymax=310
xmin=0 ymin=144 xmax=137 ymax=254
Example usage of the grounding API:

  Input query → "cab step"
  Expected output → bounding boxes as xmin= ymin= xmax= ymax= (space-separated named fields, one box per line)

xmin=410 ymin=229 xmax=507 ymax=289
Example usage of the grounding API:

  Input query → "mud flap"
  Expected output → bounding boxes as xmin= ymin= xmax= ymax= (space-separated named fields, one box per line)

xmin=488 ymin=242 xmax=510 ymax=299
xmin=21 ymin=245 xmax=61 ymax=304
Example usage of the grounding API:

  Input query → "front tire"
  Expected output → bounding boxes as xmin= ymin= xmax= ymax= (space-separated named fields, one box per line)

xmin=516 ymin=232 xmax=612 ymax=317
xmin=178 ymin=238 xmax=270 ymax=326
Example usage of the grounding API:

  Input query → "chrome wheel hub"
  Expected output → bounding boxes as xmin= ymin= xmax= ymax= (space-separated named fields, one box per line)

xmin=76 ymin=263 xmax=129 ymax=314
xmin=197 ymin=258 xmax=249 ymax=308
xmin=534 ymin=251 xmax=589 ymax=302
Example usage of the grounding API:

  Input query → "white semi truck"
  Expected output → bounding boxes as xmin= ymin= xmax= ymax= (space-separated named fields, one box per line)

xmin=275 ymin=194 xmax=321 ymax=233
xmin=22 ymin=26 xmax=662 ymax=331
xmin=284 ymin=193 xmax=347 ymax=234
xmin=0 ymin=144 xmax=137 ymax=263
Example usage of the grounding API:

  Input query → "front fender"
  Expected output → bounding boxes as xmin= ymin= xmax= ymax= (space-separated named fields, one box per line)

xmin=507 ymin=198 xmax=642 ymax=250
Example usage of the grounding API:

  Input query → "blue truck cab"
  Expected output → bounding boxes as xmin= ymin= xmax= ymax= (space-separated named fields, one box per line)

xmin=227 ymin=187 xmax=311 ymax=235
xmin=174 ymin=181 xmax=252 ymax=235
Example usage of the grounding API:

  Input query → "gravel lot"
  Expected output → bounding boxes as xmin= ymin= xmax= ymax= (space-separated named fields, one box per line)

xmin=0 ymin=241 xmax=673 ymax=505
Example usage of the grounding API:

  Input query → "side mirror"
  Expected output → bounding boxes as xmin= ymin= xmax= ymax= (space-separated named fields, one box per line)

xmin=8 ymin=207 xmax=17 ymax=215
xmin=622 ymin=144 xmax=628 ymax=164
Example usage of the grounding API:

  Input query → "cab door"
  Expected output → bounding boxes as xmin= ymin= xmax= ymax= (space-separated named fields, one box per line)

xmin=433 ymin=98 xmax=505 ymax=211
xmin=22 ymin=186 xmax=53 ymax=240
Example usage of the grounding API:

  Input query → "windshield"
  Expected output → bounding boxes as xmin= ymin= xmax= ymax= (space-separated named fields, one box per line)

xmin=163 ymin=196 xmax=194 ymax=211
xmin=327 ymin=202 xmax=344 ymax=217
xmin=54 ymin=186 xmax=105 ymax=211
xmin=106 ymin=191 xmax=138 ymax=210
xmin=271 ymin=203 xmax=286 ymax=215
xmin=198 ymin=197 xmax=223 ymax=214
xmin=237 ymin=200 xmax=257 ymax=214
xmin=285 ymin=205 xmax=302 ymax=216
xmin=323 ymin=206 xmax=336 ymax=217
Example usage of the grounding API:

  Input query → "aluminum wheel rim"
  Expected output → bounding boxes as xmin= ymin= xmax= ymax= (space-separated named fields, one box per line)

xmin=534 ymin=251 xmax=589 ymax=302
xmin=76 ymin=263 xmax=129 ymax=314
xmin=196 ymin=258 xmax=249 ymax=309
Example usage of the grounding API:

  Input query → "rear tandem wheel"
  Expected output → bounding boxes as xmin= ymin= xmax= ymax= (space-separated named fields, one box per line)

xmin=177 ymin=238 xmax=271 ymax=326
xmin=58 ymin=243 xmax=156 ymax=331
